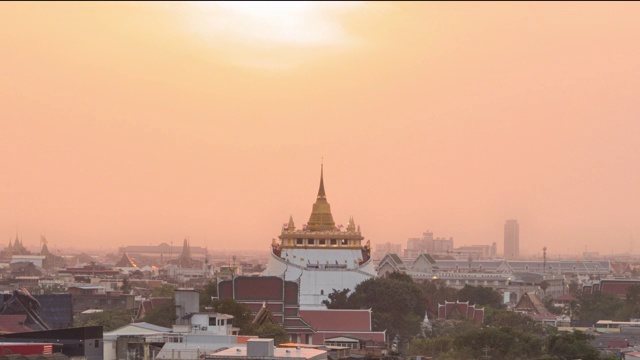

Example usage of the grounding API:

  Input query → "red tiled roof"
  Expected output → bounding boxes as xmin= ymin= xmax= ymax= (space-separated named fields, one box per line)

xmin=0 ymin=315 xmax=33 ymax=334
xmin=608 ymin=340 xmax=629 ymax=348
xmin=437 ymin=301 xmax=484 ymax=324
xmin=600 ymin=280 xmax=640 ymax=296
xmin=554 ymin=293 xmax=575 ymax=301
xmin=310 ymin=331 xmax=385 ymax=344
xmin=300 ymin=309 xmax=371 ymax=332
xmin=234 ymin=277 xmax=283 ymax=301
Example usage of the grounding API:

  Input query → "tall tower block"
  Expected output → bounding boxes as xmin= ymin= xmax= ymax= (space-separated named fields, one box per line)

xmin=504 ymin=219 xmax=519 ymax=259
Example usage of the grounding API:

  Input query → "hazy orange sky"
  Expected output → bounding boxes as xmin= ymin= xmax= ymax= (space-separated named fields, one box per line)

xmin=1 ymin=2 xmax=639 ymax=256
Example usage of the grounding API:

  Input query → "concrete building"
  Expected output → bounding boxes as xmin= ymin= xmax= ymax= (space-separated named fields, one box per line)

xmin=453 ymin=243 xmax=497 ymax=260
xmin=206 ymin=338 xmax=327 ymax=360
xmin=373 ymin=242 xmax=402 ymax=261
xmin=403 ymin=231 xmax=453 ymax=259
xmin=504 ymin=219 xmax=520 ymax=259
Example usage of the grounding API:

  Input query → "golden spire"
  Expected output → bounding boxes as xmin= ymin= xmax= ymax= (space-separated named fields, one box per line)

xmin=317 ymin=160 xmax=326 ymax=201
xmin=307 ymin=162 xmax=336 ymax=231
xmin=288 ymin=215 xmax=296 ymax=231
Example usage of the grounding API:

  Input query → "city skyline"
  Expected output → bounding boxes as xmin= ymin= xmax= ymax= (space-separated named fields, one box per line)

xmin=2 ymin=2 xmax=639 ymax=255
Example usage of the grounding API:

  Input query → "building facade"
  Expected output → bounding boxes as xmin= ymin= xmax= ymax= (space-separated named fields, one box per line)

xmin=403 ymin=231 xmax=453 ymax=259
xmin=504 ymin=219 xmax=519 ymax=259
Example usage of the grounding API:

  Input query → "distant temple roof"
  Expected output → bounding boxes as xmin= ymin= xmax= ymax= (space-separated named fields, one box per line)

xmin=115 ymin=253 xmax=138 ymax=268
xmin=437 ymin=300 xmax=484 ymax=324
xmin=118 ymin=242 xmax=207 ymax=255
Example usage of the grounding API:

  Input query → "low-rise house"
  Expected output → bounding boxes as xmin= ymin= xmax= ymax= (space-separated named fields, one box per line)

xmin=206 ymin=338 xmax=327 ymax=360
xmin=103 ymin=322 xmax=171 ymax=360
xmin=513 ymin=292 xmax=557 ymax=326
xmin=299 ymin=309 xmax=385 ymax=350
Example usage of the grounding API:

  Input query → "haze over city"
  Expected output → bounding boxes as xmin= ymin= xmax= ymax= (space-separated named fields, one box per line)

xmin=1 ymin=2 xmax=639 ymax=256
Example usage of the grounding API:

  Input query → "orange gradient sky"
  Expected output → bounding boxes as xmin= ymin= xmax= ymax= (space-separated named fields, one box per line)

xmin=1 ymin=2 xmax=639 ymax=256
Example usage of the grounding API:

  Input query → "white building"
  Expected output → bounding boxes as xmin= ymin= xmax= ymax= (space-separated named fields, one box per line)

xmin=206 ymin=339 xmax=327 ymax=360
xmin=10 ymin=255 xmax=46 ymax=267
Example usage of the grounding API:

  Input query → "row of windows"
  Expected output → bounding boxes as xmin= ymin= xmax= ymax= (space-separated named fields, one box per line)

xmin=325 ymin=342 xmax=359 ymax=350
xmin=295 ymin=239 xmax=350 ymax=246
xmin=208 ymin=317 xmax=233 ymax=326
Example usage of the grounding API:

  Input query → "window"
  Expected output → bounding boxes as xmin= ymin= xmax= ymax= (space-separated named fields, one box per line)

xmin=341 ymin=239 xmax=348 ymax=246
xmin=319 ymin=239 xmax=326 ymax=245
xmin=330 ymin=239 xmax=337 ymax=245
xmin=95 ymin=340 xmax=100 ymax=348
xmin=307 ymin=239 xmax=314 ymax=245
xmin=296 ymin=239 xmax=303 ymax=245
xmin=209 ymin=317 xmax=217 ymax=326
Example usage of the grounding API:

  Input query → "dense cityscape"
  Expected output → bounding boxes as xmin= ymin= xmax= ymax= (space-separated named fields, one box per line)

xmin=0 ymin=168 xmax=637 ymax=359
xmin=3 ymin=2 xmax=640 ymax=360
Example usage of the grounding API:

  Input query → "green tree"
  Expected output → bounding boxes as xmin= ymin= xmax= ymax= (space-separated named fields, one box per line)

xmin=211 ymin=298 xmax=255 ymax=334
xmin=75 ymin=309 xmax=133 ymax=332
xmin=626 ymin=285 xmax=640 ymax=307
xmin=199 ymin=280 xmax=218 ymax=310
xmin=322 ymin=288 xmax=353 ymax=309
xmin=144 ymin=299 xmax=177 ymax=328
xmin=539 ymin=280 xmax=550 ymax=297
xmin=151 ymin=284 xmax=176 ymax=297
xmin=612 ymin=284 xmax=640 ymax=321
xmin=453 ymin=326 xmax=544 ymax=360
xmin=343 ymin=272 xmax=427 ymax=348
xmin=32 ymin=283 xmax=66 ymax=294
xmin=120 ymin=277 xmax=132 ymax=294
xmin=420 ymin=280 xmax=458 ymax=319
xmin=457 ymin=285 xmax=505 ymax=309
xmin=568 ymin=281 xmax=580 ymax=295
xmin=542 ymin=296 xmax=563 ymax=315
xmin=576 ymin=292 xmax=623 ymax=326
xmin=414 ymin=318 xmax=546 ymax=360
xmin=545 ymin=330 xmax=600 ymax=360
xmin=486 ymin=310 xmax=547 ymax=337
xmin=254 ymin=323 xmax=289 ymax=345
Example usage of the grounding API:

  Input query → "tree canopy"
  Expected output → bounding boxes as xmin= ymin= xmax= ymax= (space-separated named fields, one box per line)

xmin=151 ymin=284 xmax=176 ymax=297
xmin=210 ymin=298 xmax=255 ymax=334
xmin=323 ymin=272 xmax=427 ymax=344
xmin=575 ymin=292 xmax=623 ymax=326
xmin=199 ymin=280 xmax=218 ymax=310
xmin=457 ymin=284 xmax=505 ymax=310
xmin=144 ymin=299 xmax=177 ymax=328
xmin=75 ymin=309 xmax=133 ymax=332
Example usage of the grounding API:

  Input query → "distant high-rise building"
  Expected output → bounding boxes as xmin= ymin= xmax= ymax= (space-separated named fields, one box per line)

xmin=403 ymin=231 xmax=453 ymax=258
xmin=504 ymin=219 xmax=519 ymax=259
xmin=373 ymin=242 xmax=402 ymax=260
